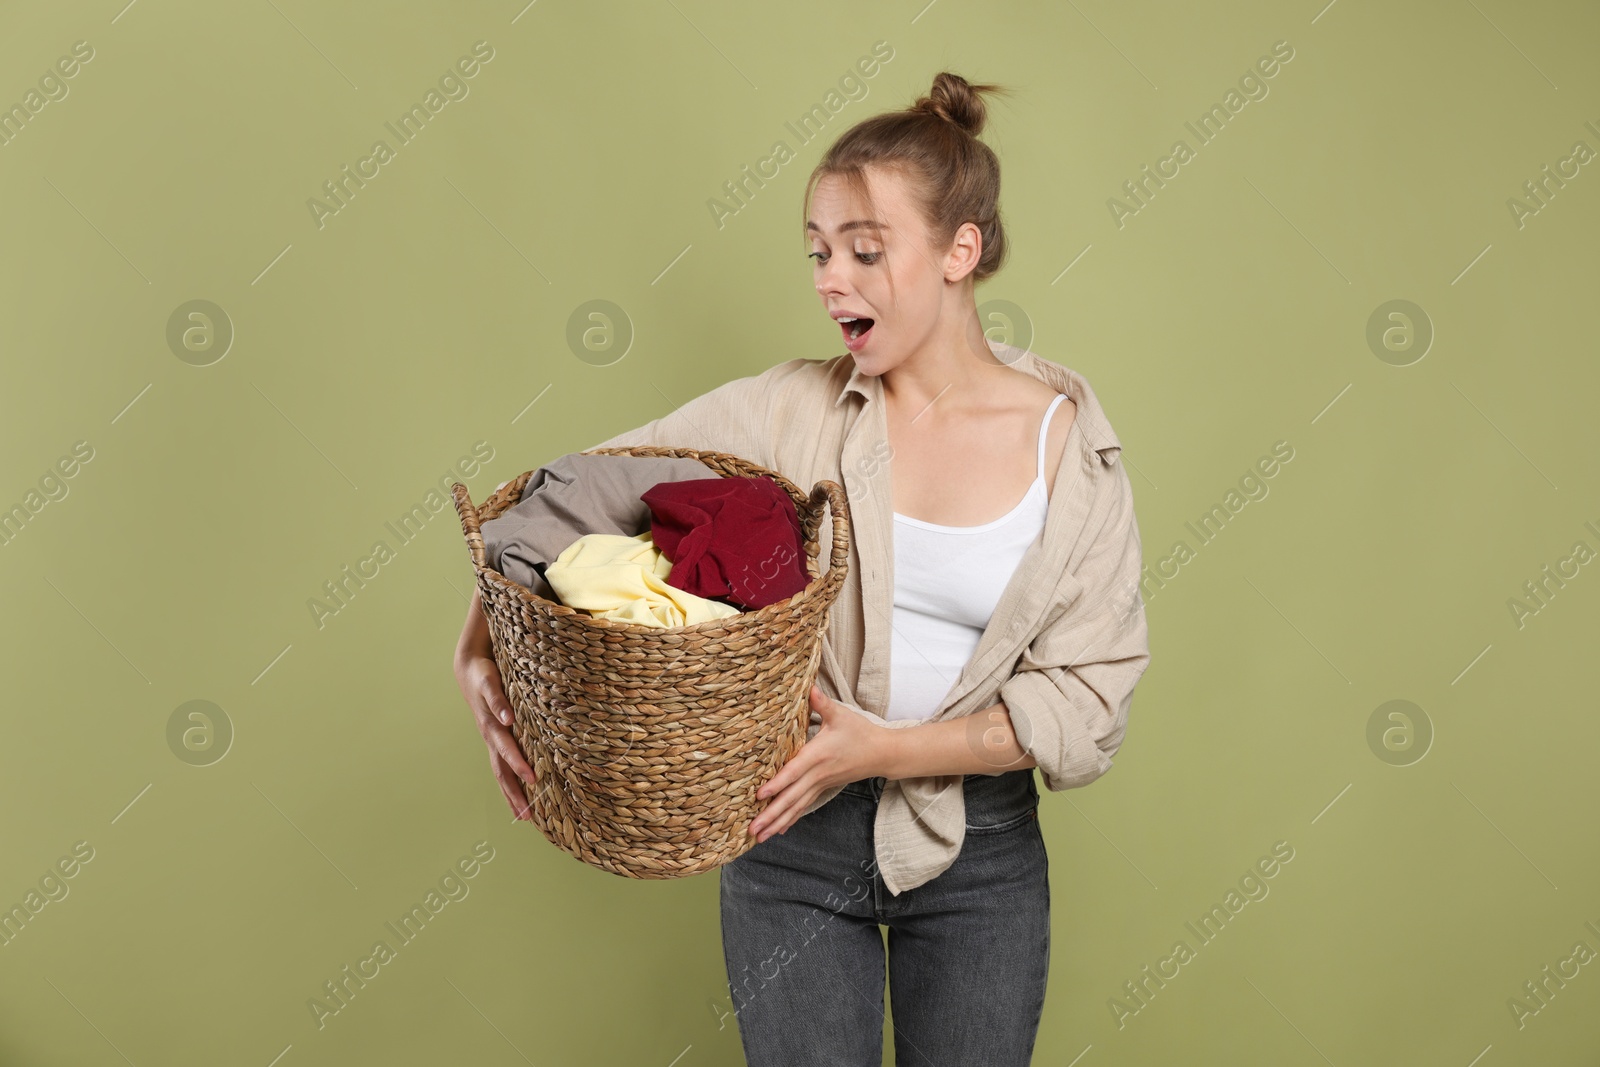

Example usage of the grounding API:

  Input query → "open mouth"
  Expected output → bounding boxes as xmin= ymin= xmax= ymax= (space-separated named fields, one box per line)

xmin=839 ymin=317 xmax=876 ymax=347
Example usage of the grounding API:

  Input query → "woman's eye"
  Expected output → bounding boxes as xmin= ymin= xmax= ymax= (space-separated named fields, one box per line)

xmin=809 ymin=250 xmax=880 ymax=265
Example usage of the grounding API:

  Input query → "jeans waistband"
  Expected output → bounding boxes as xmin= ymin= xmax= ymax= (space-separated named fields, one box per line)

xmin=838 ymin=769 xmax=1038 ymax=813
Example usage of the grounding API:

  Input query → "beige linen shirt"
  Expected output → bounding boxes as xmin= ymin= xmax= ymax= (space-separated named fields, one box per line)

xmin=577 ymin=342 xmax=1152 ymax=895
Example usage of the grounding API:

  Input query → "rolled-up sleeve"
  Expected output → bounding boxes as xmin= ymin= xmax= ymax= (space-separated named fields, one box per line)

xmin=491 ymin=365 xmax=792 ymax=497
xmin=1000 ymin=458 xmax=1151 ymax=792
xmin=577 ymin=363 xmax=797 ymax=464
xmin=823 ymin=700 xmax=924 ymax=737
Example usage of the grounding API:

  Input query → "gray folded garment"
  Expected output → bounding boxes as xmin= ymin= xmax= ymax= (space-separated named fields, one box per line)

xmin=479 ymin=452 xmax=718 ymax=601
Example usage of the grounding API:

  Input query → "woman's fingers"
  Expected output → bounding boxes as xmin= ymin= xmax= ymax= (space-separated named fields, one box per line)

xmin=463 ymin=657 xmax=536 ymax=785
xmin=489 ymin=750 xmax=533 ymax=820
xmin=457 ymin=655 xmax=540 ymax=800
xmin=460 ymin=658 xmax=510 ymax=735
xmin=488 ymin=721 xmax=539 ymax=788
xmin=751 ymin=743 xmax=818 ymax=838
xmin=752 ymin=770 xmax=818 ymax=840
xmin=476 ymin=664 xmax=515 ymax=727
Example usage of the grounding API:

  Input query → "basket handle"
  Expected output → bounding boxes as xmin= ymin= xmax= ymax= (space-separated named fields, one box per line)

xmin=452 ymin=472 xmax=537 ymax=574
xmin=803 ymin=478 xmax=851 ymax=578
xmin=450 ymin=482 xmax=489 ymax=571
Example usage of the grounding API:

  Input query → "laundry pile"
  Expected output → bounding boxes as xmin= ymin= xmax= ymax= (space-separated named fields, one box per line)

xmin=478 ymin=453 xmax=811 ymax=627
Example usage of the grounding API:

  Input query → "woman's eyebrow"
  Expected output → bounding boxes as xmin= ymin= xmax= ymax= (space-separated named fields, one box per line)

xmin=806 ymin=220 xmax=892 ymax=235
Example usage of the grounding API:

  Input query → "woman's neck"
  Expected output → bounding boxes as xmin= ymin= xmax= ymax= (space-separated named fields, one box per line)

xmin=881 ymin=306 xmax=1018 ymax=416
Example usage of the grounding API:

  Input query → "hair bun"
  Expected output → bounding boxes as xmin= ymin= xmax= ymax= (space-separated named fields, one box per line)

xmin=911 ymin=71 xmax=1002 ymax=136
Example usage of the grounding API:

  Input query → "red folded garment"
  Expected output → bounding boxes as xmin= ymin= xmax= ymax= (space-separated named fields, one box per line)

xmin=640 ymin=476 xmax=810 ymax=610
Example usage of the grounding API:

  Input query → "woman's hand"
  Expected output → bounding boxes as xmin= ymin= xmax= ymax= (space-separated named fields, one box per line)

xmin=456 ymin=654 xmax=540 ymax=821
xmin=748 ymin=685 xmax=896 ymax=842
xmin=455 ymin=588 xmax=540 ymax=821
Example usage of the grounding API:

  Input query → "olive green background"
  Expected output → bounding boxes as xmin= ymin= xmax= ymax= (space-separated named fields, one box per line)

xmin=2 ymin=0 xmax=1597 ymax=1064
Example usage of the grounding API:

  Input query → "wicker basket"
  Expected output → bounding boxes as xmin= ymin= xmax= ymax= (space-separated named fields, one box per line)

xmin=450 ymin=446 xmax=851 ymax=880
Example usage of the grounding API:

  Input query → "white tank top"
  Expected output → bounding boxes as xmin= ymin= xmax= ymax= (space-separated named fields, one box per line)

xmin=885 ymin=393 xmax=1070 ymax=722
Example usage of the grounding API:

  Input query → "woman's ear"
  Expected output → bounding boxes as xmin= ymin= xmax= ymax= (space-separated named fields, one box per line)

xmin=943 ymin=221 xmax=984 ymax=283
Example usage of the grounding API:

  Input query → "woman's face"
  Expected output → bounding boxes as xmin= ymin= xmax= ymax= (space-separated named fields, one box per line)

xmin=808 ymin=167 xmax=951 ymax=375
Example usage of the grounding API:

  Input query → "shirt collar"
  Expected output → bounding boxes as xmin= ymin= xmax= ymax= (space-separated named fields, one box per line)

xmin=832 ymin=342 xmax=1123 ymax=461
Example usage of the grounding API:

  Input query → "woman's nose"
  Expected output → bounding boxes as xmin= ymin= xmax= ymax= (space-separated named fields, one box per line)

xmin=815 ymin=262 xmax=846 ymax=296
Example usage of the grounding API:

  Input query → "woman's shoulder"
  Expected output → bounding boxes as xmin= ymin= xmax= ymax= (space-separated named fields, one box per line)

xmin=992 ymin=342 xmax=1125 ymax=467
xmin=647 ymin=357 xmax=839 ymax=425
xmin=704 ymin=355 xmax=847 ymax=397
xmin=733 ymin=355 xmax=857 ymax=418
xmin=763 ymin=354 xmax=853 ymax=390
xmin=992 ymin=341 xmax=1083 ymax=394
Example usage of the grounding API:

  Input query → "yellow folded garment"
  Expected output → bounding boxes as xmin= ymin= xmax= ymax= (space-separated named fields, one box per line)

xmin=544 ymin=530 xmax=741 ymax=627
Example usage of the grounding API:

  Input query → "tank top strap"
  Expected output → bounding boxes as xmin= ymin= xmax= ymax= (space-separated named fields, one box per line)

xmin=1036 ymin=393 xmax=1069 ymax=481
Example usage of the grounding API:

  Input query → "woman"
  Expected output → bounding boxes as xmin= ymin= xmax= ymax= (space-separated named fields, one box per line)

xmin=454 ymin=72 xmax=1151 ymax=1065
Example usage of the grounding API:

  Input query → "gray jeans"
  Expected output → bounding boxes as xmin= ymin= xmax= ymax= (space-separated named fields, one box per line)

xmin=719 ymin=769 xmax=1050 ymax=1066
